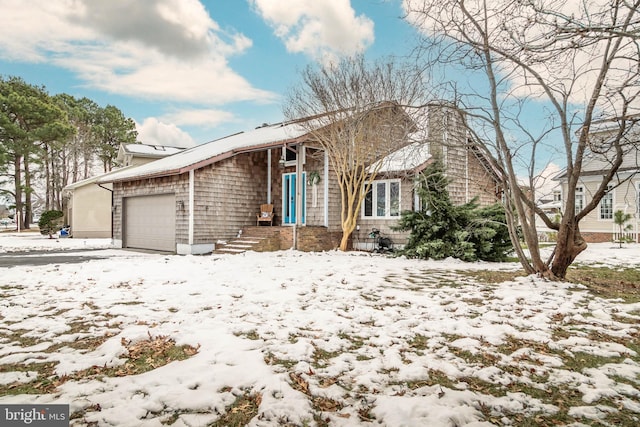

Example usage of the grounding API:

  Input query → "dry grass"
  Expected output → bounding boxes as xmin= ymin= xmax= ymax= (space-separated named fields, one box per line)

xmin=458 ymin=265 xmax=640 ymax=302
xmin=209 ymin=392 xmax=262 ymax=427
xmin=0 ymin=333 xmax=199 ymax=396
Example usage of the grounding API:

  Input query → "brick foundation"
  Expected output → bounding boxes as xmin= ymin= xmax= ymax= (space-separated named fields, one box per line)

xmin=238 ymin=226 xmax=341 ymax=252
xmin=582 ymin=232 xmax=616 ymax=243
xmin=296 ymin=226 xmax=342 ymax=252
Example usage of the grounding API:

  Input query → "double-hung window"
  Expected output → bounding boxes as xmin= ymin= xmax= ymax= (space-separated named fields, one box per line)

xmin=363 ymin=179 xmax=401 ymax=218
xmin=599 ymin=185 xmax=613 ymax=220
xmin=575 ymin=186 xmax=584 ymax=214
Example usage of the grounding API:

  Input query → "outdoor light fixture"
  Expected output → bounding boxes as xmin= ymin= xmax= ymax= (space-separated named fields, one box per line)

xmin=177 ymin=200 xmax=184 ymax=211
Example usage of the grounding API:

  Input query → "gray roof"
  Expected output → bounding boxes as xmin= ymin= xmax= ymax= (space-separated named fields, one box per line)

xmin=554 ymin=130 xmax=640 ymax=180
xmin=99 ymin=121 xmax=309 ymax=183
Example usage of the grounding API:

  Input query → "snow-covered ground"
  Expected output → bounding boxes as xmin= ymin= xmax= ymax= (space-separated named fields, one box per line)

xmin=1 ymin=232 xmax=639 ymax=426
xmin=0 ymin=231 xmax=113 ymax=253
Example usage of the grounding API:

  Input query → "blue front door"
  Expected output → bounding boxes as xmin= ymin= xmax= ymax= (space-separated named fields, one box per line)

xmin=283 ymin=172 xmax=306 ymax=224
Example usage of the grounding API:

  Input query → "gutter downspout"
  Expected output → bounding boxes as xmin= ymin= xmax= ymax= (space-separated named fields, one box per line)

xmin=267 ymin=149 xmax=272 ymax=204
xmin=324 ymin=150 xmax=329 ymax=227
xmin=189 ymin=170 xmax=195 ymax=248
xmin=294 ymin=146 xmax=303 ymax=250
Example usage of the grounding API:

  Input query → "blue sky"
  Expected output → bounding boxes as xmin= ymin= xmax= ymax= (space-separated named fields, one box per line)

xmin=0 ymin=0 xmax=420 ymax=148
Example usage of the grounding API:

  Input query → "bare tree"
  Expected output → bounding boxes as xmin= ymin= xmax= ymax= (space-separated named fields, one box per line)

xmin=285 ymin=55 xmax=428 ymax=251
xmin=404 ymin=0 xmax=640 ymax=279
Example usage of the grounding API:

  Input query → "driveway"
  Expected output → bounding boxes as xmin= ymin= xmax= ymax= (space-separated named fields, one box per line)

xmin=0 ymin=248 xmax=111 ymax=267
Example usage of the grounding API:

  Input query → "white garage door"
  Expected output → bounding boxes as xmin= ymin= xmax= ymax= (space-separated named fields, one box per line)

xmin=124 ymin=194 xmax=176 ymax=252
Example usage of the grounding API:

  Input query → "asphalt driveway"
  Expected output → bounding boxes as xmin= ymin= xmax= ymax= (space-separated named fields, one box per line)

xmin=0 ymin=248 xmax=111 ymax=267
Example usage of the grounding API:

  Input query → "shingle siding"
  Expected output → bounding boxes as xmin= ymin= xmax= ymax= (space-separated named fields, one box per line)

xmin=193 ymin=151 xmax=269 ymax=242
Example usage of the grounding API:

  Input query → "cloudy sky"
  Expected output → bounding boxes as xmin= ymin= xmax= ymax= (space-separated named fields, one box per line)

xmin=0 ymin=0 xmax=418 ymax=148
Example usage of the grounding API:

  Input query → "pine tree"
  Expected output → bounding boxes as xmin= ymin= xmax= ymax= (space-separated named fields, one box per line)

xmin=395 ymin=159 xmax=511 ymax=261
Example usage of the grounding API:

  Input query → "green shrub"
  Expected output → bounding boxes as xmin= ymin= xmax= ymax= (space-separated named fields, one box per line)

xmin=394 ymin=160 xmax=512 ymax=262
xmin=38 ymin=210 xmax=64 ymax=238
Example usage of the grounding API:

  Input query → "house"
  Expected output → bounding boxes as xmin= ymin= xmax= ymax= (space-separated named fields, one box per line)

xmin=63 ymin=144 xmax=184 ymax=238
xmin=98 ymin=104 xmax=500 ymax=254
xmin=117 ymin=143 xmax=184 ymax=167
xmin=553 ymin=121 xmax=640 ymax=243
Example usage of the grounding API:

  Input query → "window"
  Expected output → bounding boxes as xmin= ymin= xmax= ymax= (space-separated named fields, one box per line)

xmin=575 ymin=186 xmax=584 ymax=214
xmin=282 ymin=145 xmax=301 ymax=166
xmin=553 ymin=190 xmax=561 ymax=202
xmin=637 ymin=182 xmax=640 ymax=214
xmin=600 ymin=185 xmax=613 ymax=220
xmin=363 ymin=179 xmax=400 ymax=218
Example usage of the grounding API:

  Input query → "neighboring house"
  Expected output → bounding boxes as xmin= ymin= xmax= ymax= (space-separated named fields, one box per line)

xmin=63 ymin=144 xmax=184 ymax=238
xmin=554 ymin=123 xmax=640 ymax=243
xmin=535 ymin=188 xmax=562 ymax=241
xmin=98 ymin=103 xmax=500 ymax=254
xmin=117 ymin=143 xmax=184 ymax=166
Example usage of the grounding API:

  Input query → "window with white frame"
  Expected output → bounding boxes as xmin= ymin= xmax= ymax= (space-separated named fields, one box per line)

xmin=575 ymin=186 xmax=584 ymax=214
xmin=363 ymin=179 xmax=400 ymax=218
xmin=600 ymin=185 xmax=613 ymax=220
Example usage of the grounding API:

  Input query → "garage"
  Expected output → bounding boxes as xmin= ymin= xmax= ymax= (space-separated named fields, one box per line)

xmin=124 ymin=194 xmax=176 ymax=252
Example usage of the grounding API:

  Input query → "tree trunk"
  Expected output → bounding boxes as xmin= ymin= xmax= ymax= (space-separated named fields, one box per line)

xmin=45 ymin=145 xmax=52 ymax=210
xmin=551 ymin=221 xmax=587 ymax=279
xmin=73 ymin=139 xmax=80 ymax=183
xmin=23 ymin=156 xmax=32 ymax=229
xmin=13 ymin=155 xmax=24 ymax=230
xmin=59 ymin=149 xmax=68 ymax=211
xmin=339 ymin=192 xmax=356 ymax=251
xmin=84 ymin=150 xmax=91 ymax=179
xmin=339 ymin=229 xmax=351 ymax=251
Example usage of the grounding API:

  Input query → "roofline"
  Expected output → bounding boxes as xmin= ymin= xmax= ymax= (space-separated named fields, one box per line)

xmin=557 ymin=168 xmax=640 ymax=180
xmin=553 ymin=166 xmax=640 ymax=180
xmin=101 ymin=134 xmax=311 ymax=183
xmin=64 ymin=165 xmax=137 ymax=190
xmin=100 ymin=102 xmax=428 ymax=184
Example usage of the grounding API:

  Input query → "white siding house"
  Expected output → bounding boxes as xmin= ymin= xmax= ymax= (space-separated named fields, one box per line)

xmin=554 ymin=126 xmax=640 ymax=243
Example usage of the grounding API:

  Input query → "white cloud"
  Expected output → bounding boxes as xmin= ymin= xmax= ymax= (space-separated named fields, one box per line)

xmin=160 ymin=109 xmax=235 ymax=129
xmin=61 ymin=47 xmax=273 ymax=104
xmin=251 ymin=0 xmax=374 ymax=61
xmin=136 ymin=118 xmax=196 ymax=148
xmin=0 ymin=0 xmax=275 ymax=105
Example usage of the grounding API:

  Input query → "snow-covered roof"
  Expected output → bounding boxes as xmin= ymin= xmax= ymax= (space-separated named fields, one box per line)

xmin=554 ymin=143 xmax=640 ymax=180
xmin=373 ymin=142 xmax=432 ymax=174
xmin=100 ymin=122 xmax=309 ymax=183
xmin=120 ymin=144 xmax=184 ymax=158
xmin=99 ymin=104 xmax=444 ymax=184
xmin=63 ymin=165 xmax=137 ymax=191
